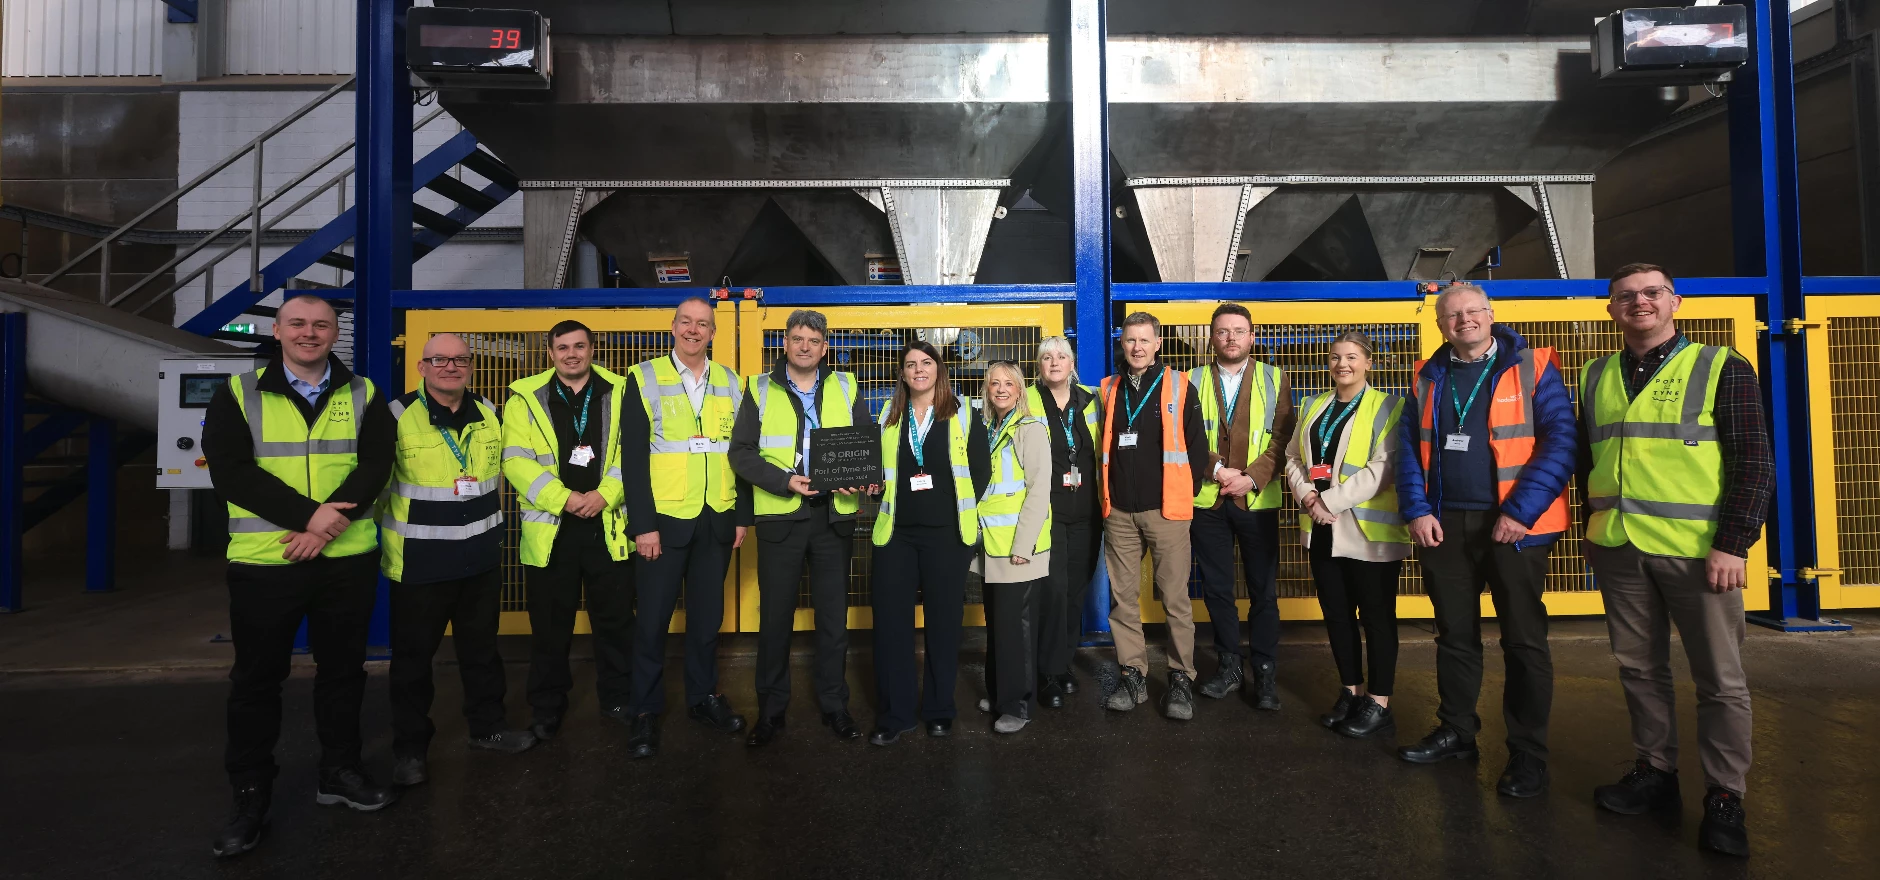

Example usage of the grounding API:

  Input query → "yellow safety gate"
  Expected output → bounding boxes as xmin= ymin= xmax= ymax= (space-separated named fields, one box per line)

xmin=399 ymin=295 xmax=1809 ymax=633
xmin=1805 ymin=294 xmax=1880 ymax=610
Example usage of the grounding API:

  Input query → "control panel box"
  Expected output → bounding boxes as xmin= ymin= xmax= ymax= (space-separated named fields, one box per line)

xmin=1595 ymin=6 xmax=1748 ymax=85
xmin=156 ymin=355 xmax=262 ymax=489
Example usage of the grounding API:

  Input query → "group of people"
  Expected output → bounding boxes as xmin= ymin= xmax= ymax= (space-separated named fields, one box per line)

xmin=201 ymin=262 xmax=1768 ymax=861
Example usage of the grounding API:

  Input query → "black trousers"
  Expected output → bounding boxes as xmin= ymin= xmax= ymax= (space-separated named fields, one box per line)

xmin=390 ymin=568 xmax=507 ymax=758
xmin=1039 ymin=517 xmax=1100 ymax=678
xmin=631 ymin=506 xmax=735 ymax=716
xmin=870 ymin=525 xmax=972 ymax=731
xmin=754 ymin=514 xmax=855 ymax=718
xmin=1309 ymin=525 xmax=1402 ymax=696
xmin=1419 ymin=509 xmax=1555 ymax=758
xmin=224 ymin=550 xmax=380 ymax=786
xmin=983 ymin=576 xmax=1045 ymax=719
xmin=1192 ymin=504 xmax=1281 ymax=664
xmin=526 ymin=525 xmax=636 ymax=722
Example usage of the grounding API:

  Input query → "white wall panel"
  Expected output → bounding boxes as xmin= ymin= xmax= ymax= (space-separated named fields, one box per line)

xmin=223 ymin=0 xmax=353 ymax=75
xmin=2 ymin=0 xmax=163 ymax=77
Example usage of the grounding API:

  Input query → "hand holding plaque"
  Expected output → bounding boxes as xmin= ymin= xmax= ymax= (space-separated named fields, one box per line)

xmin=808 ymin=426 xmax=883 ymax=492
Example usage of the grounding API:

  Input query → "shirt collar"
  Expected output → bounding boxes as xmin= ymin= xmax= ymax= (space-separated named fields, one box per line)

xmin=670 ymin=351 xmax=708 ymax=381
xmin=1215 ymin=359 xmax=1247 ymax=379
xmin=1449 ymin=338 xmax=1499 ymax=364
xmin=285 ymin=362 xmax=332 ymax=392
xmin=1626 ymin=330 xmax=1686 ymax=365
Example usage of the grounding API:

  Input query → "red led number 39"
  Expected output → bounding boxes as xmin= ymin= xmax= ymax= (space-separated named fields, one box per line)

xmin=488 ymin=28 xmax=521 ymax=50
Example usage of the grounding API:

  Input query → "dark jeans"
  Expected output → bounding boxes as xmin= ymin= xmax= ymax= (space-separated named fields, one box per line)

xmin=870 ymin=525 xmax=972 ymax=731
xmin=754 ymin=514 xmax=855 ymax=718
xmin=631 ymin=506 xmax=735 ymax=716
xmin=1309 ymin=525 xmax=1402 ymax=696
xmin=983 ymin=576 xmax=1044 ymax=719
xmin=1039 ymin=517 xmax=1100 ymax=678
xmin=390 ymin=568 xmax=507 ymax=758
xmin=1418 ymin=509 xmax=1554 ymax=758
xmin=526 ymin=525 xmax=636 ymax=722
xmin=224 ymin=550 xmax=380 ymax=786
xmin=1192 ymin=504 xmax=1281 ymax=664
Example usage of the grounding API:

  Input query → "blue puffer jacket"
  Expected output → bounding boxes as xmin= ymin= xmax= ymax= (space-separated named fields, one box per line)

xmin=1394 ymin=324 xmax=1577 ymax=550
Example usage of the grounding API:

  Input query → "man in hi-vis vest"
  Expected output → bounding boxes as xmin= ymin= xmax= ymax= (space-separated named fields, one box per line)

xmin=623 ymin=297 xmax=752 ymax=759
xmin=1394 ymin=283 xmax=1576 ymax=799
xmin=729 ymin=309 xmax=874 ymax=746
xmin=1189 ymin=303 xmax=1297 ymax=710
xmin=1578 ymin=263 xmax=1770 ymax=859
xmin=1098 ymin=311 xmax=1212 ymax=721
xmin=203 ymin=294 xmax=396 ymax=858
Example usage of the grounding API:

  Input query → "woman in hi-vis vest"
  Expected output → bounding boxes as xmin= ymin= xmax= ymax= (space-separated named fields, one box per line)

xmin=867 ymin=341 xmax=991 ymax=746
xmin=972 ymin=361 xmax=1055 ymax=734
xmin=1286 ymin=330 xmax=1413 ymax=741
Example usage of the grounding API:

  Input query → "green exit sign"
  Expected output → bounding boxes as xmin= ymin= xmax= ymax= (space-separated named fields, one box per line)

xmin=221 ymin=323 xmax=256 ymax=334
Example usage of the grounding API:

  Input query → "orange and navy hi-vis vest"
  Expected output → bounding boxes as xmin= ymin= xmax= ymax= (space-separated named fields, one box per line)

xmin=1411 ymin=346 xmax=1570 ymax=534
xmin=1098 ymin=366 xmax=1195 ymax=521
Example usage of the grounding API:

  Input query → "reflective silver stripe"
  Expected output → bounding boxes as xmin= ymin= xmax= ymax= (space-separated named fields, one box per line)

xmin=1339 ymin=463 xmax=1364 ymax=477
xmin=1684 ymin=346 xmax=1723 ymax=427
xmin=383 ymin=512 xmax=504 ymax=541
xmin=985 ymin=480 xmax=1027 ymax=495
xmin=650 ymin=438 xmax=696 ymax=453
xmin=1583 ymin=354 xmax=1615 ymax=439
xmin=388 ymin=399 xmax=408 ymax=420
xmin=239 ymin=372 xmax=267 ymax=448
xmin=880 ymin=500 xmax=894 ymax=517
xmin=524 ymin=471 xmax=557 ymax=504
xmin=1368 ymin=392 xmax=1395 ymax=445
xmin=307 ymin=439 xmax=358 ymax=454
xmin=537 ymin=453 xmax=555 ymax=465
xmin=1496 ymin=465 xmax=1526 ymax=483
xmin=394 ymin=478 xmax=499 ymax=501
xmin=605 ymin=467 xmax=622 ymax=481
xmin=955 ymin=496 xmax=976 ymax=512
xmin=1597 ymin=496 xmax=1719 ymax=520
xmin=834 ymin=372 xmax=855 ymax=412
xmin=1259 ymin=364 xmax=1279 ymax=432
xmin=980 ymin=513 xmax=1022 ymax=527
xmin=951 ymin=464 xmax=973 ymax=478
xmin=637 ymin=361 xmax=667 ymax=440
xmin=1163 ymin=452 xmax=1189 ymax=465
xmin=519 ymin=509 xmax=561 ymax=525
xmin=251 ymin=438 xmax=358 ymax=456
xmin=753 ymin=374 xmax=773 ymax=424
xmin=759 ymin=435 xmax=796 ymax=448
xmin=228 ymin=516 xmax=280 ymax=533
xmin=1489 ymin=421 xmax=1535 ymax=440
xmin=252 ymin=441 xmax=309 ymax=456
xmin=1589 ymin=422 xmax=1720 ymax=444
xmin=1350 ymin=506 xmax=1405 ymax=525
xmin=502 ymin=445 xmax=536 ymax=461
xmin=700 ymin=440 xmax=730 ymax=453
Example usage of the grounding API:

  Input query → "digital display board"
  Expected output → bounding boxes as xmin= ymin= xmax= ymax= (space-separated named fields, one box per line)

xmin=419 ymin=24 xmax=525 ymax=51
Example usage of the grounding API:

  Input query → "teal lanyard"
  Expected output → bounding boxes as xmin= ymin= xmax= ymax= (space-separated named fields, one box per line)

xmin=986 ymin=409 xmax=1014 ymax=452
xmin=1449 ymin=353 xmax=1496 ymax=430
xmin=908 ymin=406 xmax=936 ymax=471
xmin=1315 ymin=394 xmax=1361 ymax=465
xmin=1059 ymin=397 xmax=1078 ymax=456
xmin=1637 ymin=336 xmax=1691 ymax=390
xmin=555 ymin=382 xmax=593 ymax=443
xmin=421 ymin=390 xmax=470 ymax=473
xmin=1217 ymin=367 xmax=1241 ymax=430
xmin=1123 ymin=370 xmax=1165 ymax=432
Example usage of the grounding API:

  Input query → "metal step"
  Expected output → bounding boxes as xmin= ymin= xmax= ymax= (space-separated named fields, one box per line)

xmin=424 ymin=173 xmax=502 ymax=213
xmin=456 ymin=149 xmax=519 ymax=192
xmin=316 ymin=251 xmax=356 ymax=272
xmin=413 ymin=204 xmax=467 ymax=237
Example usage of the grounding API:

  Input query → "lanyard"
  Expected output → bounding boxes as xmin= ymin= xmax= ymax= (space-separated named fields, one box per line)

xmin=1315 ymin=394 xmax=1361 ymax=464
xmin=555 ymin=381 xmax=593 ymax=443
xmin=1637 ymin=336 xmax=1691 ymax=388
xmin=674 ymin=355 xmax=707 ymax=434
xmin=1449 ymin=354 xmax=1496 ymax=429
xmin=1057 ymin=394 xmax=1078 ymax=456
xmin=908 ymin=405 xmax=936 ymax=471
xmin=1217 ymin=366 xmax=1242 ymax=429
xmin=421 ymin=390 xmax=470 ymax=473
xmin=986 ymin=409 xmax=1014 ymax=451
xmin=1123 ymin=370 xmax=1164 ymax=432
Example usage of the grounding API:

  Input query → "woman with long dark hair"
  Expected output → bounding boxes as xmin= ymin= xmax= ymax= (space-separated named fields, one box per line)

xmin=867 ymin=340 xmax=990 ymax=746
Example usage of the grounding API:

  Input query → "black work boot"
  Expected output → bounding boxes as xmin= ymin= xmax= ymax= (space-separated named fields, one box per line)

xmin=1249 ymin=661 xmax=1280 ymax=710
xmin=1163 ymin=671 xmax=1196 ymax=721
xmin=1198 ymin=653 xmax=1244 ymax=699
xmin=1105 ymin=665 xmax=1148 ymax=712
xmin=1594 ymin=759 xmax=1681 ymax=815
xmin=1699 ymin=787 xmax=1750 ymax=858
xmin=211 ymin=783 xmax=271 ymax=858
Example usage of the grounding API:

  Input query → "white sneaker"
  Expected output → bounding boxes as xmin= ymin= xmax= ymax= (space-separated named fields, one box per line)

xmin=993 ymin=714 xmax=1030 ymax=734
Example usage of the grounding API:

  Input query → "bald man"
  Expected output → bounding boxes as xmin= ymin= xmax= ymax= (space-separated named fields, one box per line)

xmin=382 ymin=333 xmax=536 ymax=790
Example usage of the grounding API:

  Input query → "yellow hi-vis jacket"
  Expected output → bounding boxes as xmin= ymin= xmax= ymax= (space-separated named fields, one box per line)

xmin=634 ymin=355 xmax=742 ymax=519
xmin=379 ymin=388 xmax=504 ymax=582
xmin=1583 ymin=342 xmax=1729 ymax=558
xmin=501 ymin=367 xmax=632 ymax=567
xmin=749 ymin=370 xmax=862 ymax=517
xmin=224 ymin=368 xmax=380 ymax=565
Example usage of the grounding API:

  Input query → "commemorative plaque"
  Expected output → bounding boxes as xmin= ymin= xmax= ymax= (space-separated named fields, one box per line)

xmin=808 ymin=426 xmax=883 ymax=492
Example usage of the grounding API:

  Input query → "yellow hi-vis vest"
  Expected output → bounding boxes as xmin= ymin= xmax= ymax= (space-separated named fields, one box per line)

xmin=1295 ymin=387 xmax=1410 ymax=544
xmin=750 ymin=370 xmax=861 ymax=517
xmin=500 ymin=367 xmax=633 ymax=568
xmin=225 ymin=369 xmax=380 ymax=565
xmin=636 ymin=356 xmax=741 ymax=519
xmin=1191 ymin=361 xmax=1284 ymax=510
xmin=872 ymin=405 xmax=978 ymax=547
xmin=979 ymin=411 xmax=1054 ymax=557
xmin=379 ymin=389 xmax=504 ymax=582
xmin=1583 ymin=342 xmax=1729 ymax=558
xmin=1023 ymin=384 xmax=1098 ymax=458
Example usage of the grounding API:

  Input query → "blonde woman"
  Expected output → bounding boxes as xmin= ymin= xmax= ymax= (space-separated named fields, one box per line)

xmin=1029 ymin=336 xmax=1102 ymax=704
xmin=1286 ymin=330 xmax=1412 ymax=739
xmin=973 ymin=361 xmax=1055 ymax=733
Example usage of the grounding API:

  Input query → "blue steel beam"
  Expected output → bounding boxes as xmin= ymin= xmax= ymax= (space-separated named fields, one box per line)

xmin=86 ymin=419 xmax=117 ymax=593
xmin=1 ymin=313 xmax=25 ymax=612
xmin=353 ymin=0 xmax=412 ymax=392
xmin=1731 ymin=1 xmax=1843 ymax=631
xmin=1802 ymin=276 xmax=1880 ymax=294
xmin=1116 ymin=278 xmax=1771 ymax=303
xmin=1068 ymin=0 xmax=1113 ymax=643
xmin=159 ymin=0 xmax=197 ymax=24
xmin=393 ymin=284 xmax=1077 ymax=310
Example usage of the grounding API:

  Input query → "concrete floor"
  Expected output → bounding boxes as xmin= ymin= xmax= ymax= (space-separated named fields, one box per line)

xmin=3 ymin=553 xmax=1878 ymax=878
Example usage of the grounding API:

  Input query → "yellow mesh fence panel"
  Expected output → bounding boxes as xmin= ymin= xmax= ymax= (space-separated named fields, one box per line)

xmin=1827 ymin=316 xmax=1880 ymax=587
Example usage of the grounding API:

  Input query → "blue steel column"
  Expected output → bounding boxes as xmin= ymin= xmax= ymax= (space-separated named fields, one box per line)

xmin=355 ymin=0 xmax=412 ymax=651
xmin=85 ymin=418 xmax=117 ymax=593
xmin=1069 ymin=0 xmax=1113 ymax=641
xmin=1 ymin=313 xmax=25 ymax=612
xmin=1729 ymin=1 xmax=1838 ymax=629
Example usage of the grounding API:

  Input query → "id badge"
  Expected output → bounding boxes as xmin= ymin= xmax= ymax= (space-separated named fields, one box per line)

xmin=688 ymin=435 xmax=712 ymax=453
xmin=1063 ymin=466 xmax=1082 ymax=488
xmin=909 ymin=473 xmax=935 ymax=491
xmin=1309 ymin=462 xmax=1333 ymax=481
xmin=1444 ymin=433 xmax=1471 ymax=452
xmin=568 ymin=444 xmax=595 ymax=466
xmin=455 ymin=476 xmax=482 ymax=497
xmin=1118 ymin=432 xmax=1139 ymax=448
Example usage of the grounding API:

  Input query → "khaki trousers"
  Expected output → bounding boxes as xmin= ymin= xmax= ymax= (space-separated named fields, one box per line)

xmin=1589 ymin=541 xmax=1752 ymax=795
xmin=1103 ymin=509 xmax=1196 ymax=677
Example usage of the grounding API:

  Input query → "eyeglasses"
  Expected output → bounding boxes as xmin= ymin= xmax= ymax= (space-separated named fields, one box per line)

xmin=1211 ymin=328 xmax=1250 ymax=340
xmin=1437 ymin=307 xmax=1492 ymax=325
xmin=423 ymin=356 xmax=473 ymax=368
xmin=1611 ymin=286 xmax=1674 ymax=304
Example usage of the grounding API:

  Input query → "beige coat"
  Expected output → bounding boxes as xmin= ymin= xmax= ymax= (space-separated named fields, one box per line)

xmin=977 ymin=419 xmax=1054 ymax=583
xmin=1284 ymin=385 xmax=1412 ymax=563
